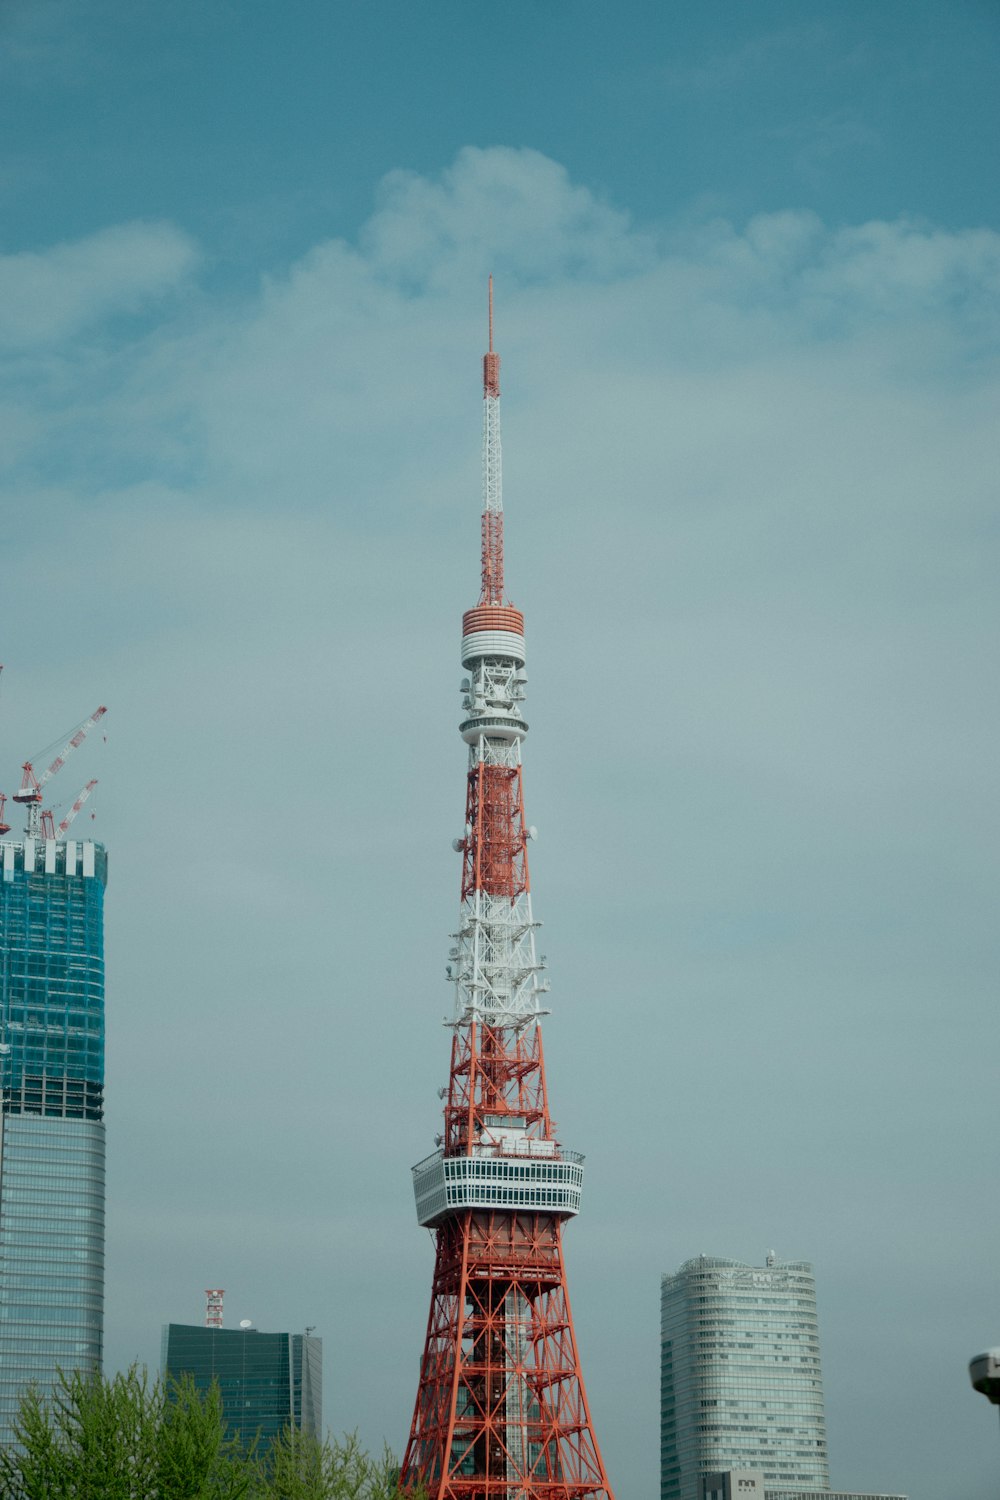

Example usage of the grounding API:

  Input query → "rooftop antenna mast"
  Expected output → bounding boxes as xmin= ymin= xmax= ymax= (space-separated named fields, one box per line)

xmin=205 ymin=1289 xmax=224 ymax=1330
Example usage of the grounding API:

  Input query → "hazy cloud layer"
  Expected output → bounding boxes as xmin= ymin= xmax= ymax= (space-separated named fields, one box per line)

xmin=1 ymin=148 xmax=997 ymax=1500
xmin=0 ymin=220 xmax=198 ymax=348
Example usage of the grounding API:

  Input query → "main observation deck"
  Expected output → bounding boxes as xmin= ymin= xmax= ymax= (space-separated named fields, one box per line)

xmin=413 ymin=1141 xmax=584 ymax=1227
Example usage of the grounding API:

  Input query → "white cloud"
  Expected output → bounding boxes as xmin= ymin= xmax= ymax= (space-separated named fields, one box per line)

xmin=0 ymin=220 xmax=198 ymax=348
xmin=360 ymin=145 xmax=652 ymax=288
xmin=672 ymin=209 xmax=1000 ymax=344
xmin=809 ymin=217 xmax=1000 ymax=318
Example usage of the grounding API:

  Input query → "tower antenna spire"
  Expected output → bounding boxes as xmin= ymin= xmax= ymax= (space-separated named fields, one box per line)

xmin=480 ymin=276 xmax=503 ymax=604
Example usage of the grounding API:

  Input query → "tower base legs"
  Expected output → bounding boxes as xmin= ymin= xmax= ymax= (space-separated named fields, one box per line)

xmin=402 ymin=1211 xmax=613 ymax=1500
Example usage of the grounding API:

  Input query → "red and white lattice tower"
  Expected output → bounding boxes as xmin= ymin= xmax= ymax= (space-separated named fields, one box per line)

xmin=401 ymin=283 xmax=613 ymax=1500
xmin=205 ymin=1289 xmax=224 ymax=1329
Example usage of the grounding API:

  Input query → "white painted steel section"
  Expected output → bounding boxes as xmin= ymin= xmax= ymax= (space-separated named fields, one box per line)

xmin=483 ymin=389 xmax=502 ymax=518
xmin=461 ymin=630 xmax=526 ymax=667
xmin=64 ymin=841 xmax=78 ymax=877
xmin=460 ymin=660 xmax=527 ymax=734
xmin=504 ymin=1292 xmax=530 ymax=1484
xmin=2 ymin=845 xmax=13 ymax=883
xmin=451 ymin=631 xmax=546 ymax=1027
xmin=448 ymin=889 xmax=548 ymax=1028
xmin=459 ymin=655 xmax=528 ymax=745
xmin=22 ymin=839 xmax=35 ymax=872
xmin=459 ymin=717 xmax=527 ymax=746
xmin=44 ymin=840 xmax=57 ymax=874
xmin=412 ymin=1146 xmax=584 ymax=1227
xmin=82 ymin=842 xmax=95 ymax=878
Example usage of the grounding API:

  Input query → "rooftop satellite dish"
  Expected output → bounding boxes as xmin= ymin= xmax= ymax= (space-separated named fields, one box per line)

xmin=239 ymin=1319 xmax=253 ymax=1329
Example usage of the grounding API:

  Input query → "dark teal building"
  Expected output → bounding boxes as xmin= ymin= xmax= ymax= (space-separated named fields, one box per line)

xmin=161 ymin=1323 xmax=322 ymax=1448
xmin=0 ymin=837 xmax=107 ymax=1443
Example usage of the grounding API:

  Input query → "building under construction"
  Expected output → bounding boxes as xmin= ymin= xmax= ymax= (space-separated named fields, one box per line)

xmin=0 ymin=705 xmax=107 ymax=1442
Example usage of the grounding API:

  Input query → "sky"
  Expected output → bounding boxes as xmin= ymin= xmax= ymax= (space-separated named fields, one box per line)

xmin=1 ymin=1 xmax=998 ymax=1496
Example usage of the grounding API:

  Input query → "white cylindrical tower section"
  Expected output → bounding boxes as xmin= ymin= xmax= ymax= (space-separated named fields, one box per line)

xmin=460 ymin=604 xmax=529 ymax=744
xmin=461 ymin=605 xmax=526 ymax=668
xmin=459 ymin=713 xmax=527 ymax=746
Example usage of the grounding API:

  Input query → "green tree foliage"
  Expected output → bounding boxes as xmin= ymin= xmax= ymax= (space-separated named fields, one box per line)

xmin=259 ymin=1428 xmax=404 ymax=1500
xmin=0 ymin=1366 xmax=417 ymax=1500
xmin=0 ymin=1364 xmax=250 ymax=1499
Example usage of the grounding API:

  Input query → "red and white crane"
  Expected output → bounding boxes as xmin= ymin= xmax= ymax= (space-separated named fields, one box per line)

xmin=12 ymin=706 xmax=108 ymax=839
xmin=37 ymin=779 xmax=99 ymax=840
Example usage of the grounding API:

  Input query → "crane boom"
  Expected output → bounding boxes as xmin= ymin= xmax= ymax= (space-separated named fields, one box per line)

xmin=55 ymin=779 xmax=98 ymax=838
xmin=13 ymin=705 xmax=108 ymax=837
xmin=36 ymin=706 xmax=108 ymax=790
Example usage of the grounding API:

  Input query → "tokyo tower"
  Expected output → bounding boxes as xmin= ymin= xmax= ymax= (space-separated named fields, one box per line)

xmin=401 ymin=283 xmax=614 ymax=1500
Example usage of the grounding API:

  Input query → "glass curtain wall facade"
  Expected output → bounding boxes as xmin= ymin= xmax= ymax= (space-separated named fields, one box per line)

xmin=767 ymin=1491 xmax=906 ymax=1500
xmin=702 ymin=1476 xmax=906 ymax=1500
xmin=161 ymin=1324 xmax=323 ymax=1449
xmin=661 ymin=1255 xmax=829 ymax=1500
xmin=0 ymin=839 xmax=107 ymax=1442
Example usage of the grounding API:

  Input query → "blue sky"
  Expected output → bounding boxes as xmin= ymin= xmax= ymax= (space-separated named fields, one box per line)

xmin=1 ymin=4 xmax=998 ymax=1498
xmin=5 ymin=2 xmax=999 ymax=260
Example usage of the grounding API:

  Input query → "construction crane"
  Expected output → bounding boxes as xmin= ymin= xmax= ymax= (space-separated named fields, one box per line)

xmin=59 ymin=778 xmax=99 ymax=838
xmin=48 ymin=779 xmax=98 ymax=839
xmin=12 ymin=706 xmax=108 ymax=838
xmin=0 ymin=667 xmax=7 ymax=834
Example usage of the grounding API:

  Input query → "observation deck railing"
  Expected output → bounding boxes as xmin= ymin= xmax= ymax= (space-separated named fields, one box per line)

xmin=412 ymin=1143 xmax=584 ymax=1227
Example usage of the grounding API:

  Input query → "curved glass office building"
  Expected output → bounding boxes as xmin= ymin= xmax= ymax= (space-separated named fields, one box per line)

xmin=0 ymin=838 xmax=107 ymax=1442
xmin=661 ymin=1254 xmax=829 ymax=1500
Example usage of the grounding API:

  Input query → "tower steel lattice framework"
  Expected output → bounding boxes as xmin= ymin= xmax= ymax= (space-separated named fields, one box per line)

xmin=401 ymin=284 xmax=613 ymax=1500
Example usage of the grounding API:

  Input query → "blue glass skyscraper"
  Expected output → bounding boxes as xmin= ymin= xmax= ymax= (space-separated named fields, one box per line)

xmin=0 ymin=836 xmax=107 ymax=1442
